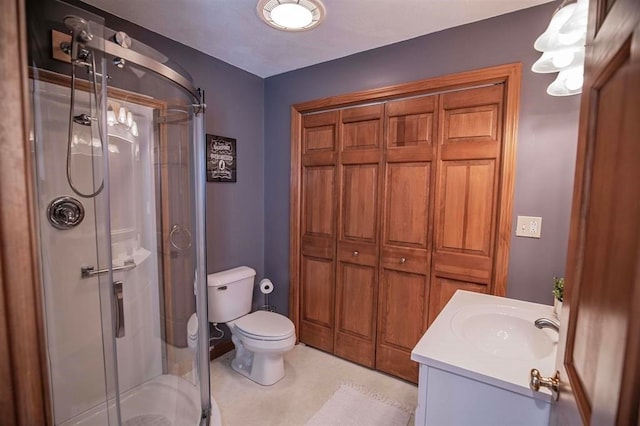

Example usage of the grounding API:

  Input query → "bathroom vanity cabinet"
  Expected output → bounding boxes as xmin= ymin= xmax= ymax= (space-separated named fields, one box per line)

xmin=289 ymin=64 xmax=522 ymax=383
xmin=412 ymin=291 xmax=556 ymax=426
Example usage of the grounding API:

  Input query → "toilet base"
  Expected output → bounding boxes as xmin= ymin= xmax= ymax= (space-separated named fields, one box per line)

xmin=231 ymin=351 xmax=285 ymax=386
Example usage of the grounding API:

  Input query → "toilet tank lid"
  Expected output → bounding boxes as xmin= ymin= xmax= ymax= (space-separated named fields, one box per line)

xmin=207 ymin=266 xmax=256 ymax=287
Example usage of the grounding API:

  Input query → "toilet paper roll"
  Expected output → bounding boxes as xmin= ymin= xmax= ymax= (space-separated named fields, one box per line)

xmin=259 ymin=278 xmax=274 ymax=295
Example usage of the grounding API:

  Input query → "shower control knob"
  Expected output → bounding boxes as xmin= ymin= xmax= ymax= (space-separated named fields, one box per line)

xmin=114 ymin=31 xmax=132 ymax=49
xmin=47 ymin=196 xmax=85 ymax=230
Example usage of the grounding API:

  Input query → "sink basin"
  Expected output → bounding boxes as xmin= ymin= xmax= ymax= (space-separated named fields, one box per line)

xmin=451 ymin=305 xmax=556 ymax=360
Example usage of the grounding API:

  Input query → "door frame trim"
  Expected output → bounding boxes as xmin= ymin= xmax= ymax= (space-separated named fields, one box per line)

xmin=289 ymin=63 xmax=522 ymax=334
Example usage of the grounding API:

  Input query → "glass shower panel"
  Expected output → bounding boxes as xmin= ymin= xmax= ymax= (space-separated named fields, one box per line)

xmin=29 ymin=6 xmax=121 ymax=425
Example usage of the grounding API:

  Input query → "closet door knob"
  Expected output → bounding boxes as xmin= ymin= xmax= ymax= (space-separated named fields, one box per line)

xmin=400 ymin=257 xmax=407 ymax=264
xmin=352 ymin=251 xmax=359 ymax=257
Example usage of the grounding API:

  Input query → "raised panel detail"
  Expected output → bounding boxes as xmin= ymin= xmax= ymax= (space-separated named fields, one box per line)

xmin=445 ymin=106 xmax=497 ymax=141
xmin=301 ymin=257 xmax=334 ymax=327
xmin=440 ymin=160 xmax=495 ymax=255
xmin=384 ymin=162 xmax=430 ymax=248
xmin=343 ymin=120 xmax=380 ymax=150
xmin=342 ymin=164 xmax=378 ymax=242
xmin=305 ymin=126 xmax=335 ymax=152
xmin=303 ymin=166 xmax=335 ymax=238
xmin=378 ymin=269 xmax=428 ymax=351
xmin=428 ymin=277 xmax=488 ymax=325
xmin=388 ymin=113 xmax=433 ymax=148
xmin=300 ymin=256 xmax=335 ymax=352
xmin=336 ymin=263 xmax=376 ymax=338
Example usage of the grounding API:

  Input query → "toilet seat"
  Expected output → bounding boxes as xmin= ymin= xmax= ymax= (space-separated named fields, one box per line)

xmin=232 ymin=311 xmax=295 ymax=341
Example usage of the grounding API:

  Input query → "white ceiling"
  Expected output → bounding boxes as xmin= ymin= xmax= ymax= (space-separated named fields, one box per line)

xmin=83 ymin=0 xmax=553 ymax=78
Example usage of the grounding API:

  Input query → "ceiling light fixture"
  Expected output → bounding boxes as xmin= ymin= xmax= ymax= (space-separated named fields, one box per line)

xmin=531 ymin=0 xmax=588 ymax=96
xmin=258 ymin=0 xmax=325 ymax=32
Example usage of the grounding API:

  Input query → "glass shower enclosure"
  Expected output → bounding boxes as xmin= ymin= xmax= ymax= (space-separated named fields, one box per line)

xmin=27 ymin=1 xmax=215 ymax=424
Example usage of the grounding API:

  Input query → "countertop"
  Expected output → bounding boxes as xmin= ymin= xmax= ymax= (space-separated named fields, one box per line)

xmin=411 ymin=290 xmax=558 ymax=401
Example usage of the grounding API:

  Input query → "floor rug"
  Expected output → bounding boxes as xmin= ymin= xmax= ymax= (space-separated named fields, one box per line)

xmin=305 ymin=383 xmax=413 ymax=426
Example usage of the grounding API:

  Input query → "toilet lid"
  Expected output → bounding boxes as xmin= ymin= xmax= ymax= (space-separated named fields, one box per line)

xmin=233 ymin=311 xmax=294 ymax=340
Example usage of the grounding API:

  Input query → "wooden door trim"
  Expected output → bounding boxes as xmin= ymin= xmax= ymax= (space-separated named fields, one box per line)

xmin=0 ymin=0 xmax=50 ymax=423
xmin=290 ymin=63 xmax=521 ymax=335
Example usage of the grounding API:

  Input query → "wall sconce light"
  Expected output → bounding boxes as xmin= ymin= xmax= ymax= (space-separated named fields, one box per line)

xmin=532 ymin=0 xmax=588 ymax=96
xmin=107 ymin=101 xmax=139 ymax=138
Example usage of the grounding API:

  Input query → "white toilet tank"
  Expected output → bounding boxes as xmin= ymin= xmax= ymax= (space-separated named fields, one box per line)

xmin=207 ymin=266 xmax=256 ymax=323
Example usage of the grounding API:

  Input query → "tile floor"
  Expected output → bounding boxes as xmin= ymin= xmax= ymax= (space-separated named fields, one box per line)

xmin=210 ymin=344 xmax=418 ymax=426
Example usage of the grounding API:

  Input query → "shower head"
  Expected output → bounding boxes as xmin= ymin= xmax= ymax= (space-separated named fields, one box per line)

xmin=63 ymin=15 xmax=93 ymax=42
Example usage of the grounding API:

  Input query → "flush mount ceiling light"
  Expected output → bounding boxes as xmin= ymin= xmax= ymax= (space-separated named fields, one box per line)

xmin=258 ymin=0 xmax=325 ymax=32
xmin=531 ymin=0 xmax=588 ymax=96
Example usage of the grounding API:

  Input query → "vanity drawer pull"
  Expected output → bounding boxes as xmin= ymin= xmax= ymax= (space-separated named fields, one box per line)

xmin=352 ymin=251 xmax=359 ymax=257
xmin=400 ymin=257 xmax=407 ymax=264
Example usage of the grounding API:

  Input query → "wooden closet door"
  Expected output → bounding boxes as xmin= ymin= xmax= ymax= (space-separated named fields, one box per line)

xmin=429 ymin=85 xmax=504 ymax=324
xmin=299 ymin=111 xmax=339 ymax=353
xmin=334 ymin=104 xmax=383 ymax=367
xmin=377 ymin=96 xmax=436 ymax=383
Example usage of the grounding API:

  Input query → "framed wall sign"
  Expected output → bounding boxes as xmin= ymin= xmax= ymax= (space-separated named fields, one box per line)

xmin=206 ymin=134 xmax=237 ymax=182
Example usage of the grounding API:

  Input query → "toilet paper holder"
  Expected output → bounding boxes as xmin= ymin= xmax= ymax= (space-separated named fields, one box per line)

xmin=259 ymin=278 xmax=275 ymax=312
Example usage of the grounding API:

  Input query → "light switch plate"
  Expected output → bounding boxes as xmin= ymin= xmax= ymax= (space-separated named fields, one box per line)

xmin=516 ymin=216 xmax=542 ymax=238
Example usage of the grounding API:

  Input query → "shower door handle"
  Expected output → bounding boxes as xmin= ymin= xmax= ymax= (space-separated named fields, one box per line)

xmin=113 ymin=281 xmax=125 ymax=338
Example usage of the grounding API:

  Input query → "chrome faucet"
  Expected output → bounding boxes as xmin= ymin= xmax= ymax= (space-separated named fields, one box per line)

xmin=534 ymin=317 xmax=559 ymax=333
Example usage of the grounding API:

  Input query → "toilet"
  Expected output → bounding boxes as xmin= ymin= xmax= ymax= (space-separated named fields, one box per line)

xmin=187 ymin=313 xmax=199 ymax=386
xmin=207 ymin=266 xmax=296 ymax=386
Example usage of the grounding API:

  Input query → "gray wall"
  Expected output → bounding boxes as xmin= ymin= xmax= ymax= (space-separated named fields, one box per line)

xmin=263 ymin=1 xmax=580 ymax=311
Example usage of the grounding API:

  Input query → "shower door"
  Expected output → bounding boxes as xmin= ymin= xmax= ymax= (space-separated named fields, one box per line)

xmin=28 ymin=1 xmax=211 ymax=424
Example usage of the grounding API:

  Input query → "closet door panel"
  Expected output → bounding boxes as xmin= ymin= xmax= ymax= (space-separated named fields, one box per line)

xmin=384 ymin=162 xmax=430 ymax=249
xmin=431 ymin=85 xmax=504 ymax=325
xmin=334 ymin=262 xmax=377 ymax=367
xmin=438 ymin=160 xmax=495 ymax=255
xmin=334 ymin=105 xmax=383 ymax=367
xmin=377 ymin=96 xmax=437 ymax=384
xmin=300 ymin=256 xmax=335 ymax=351
xmin=376 ymin=268 xmax=429 ymax=382
xmin=341 ymin=164 xmax=378 ymax=243
xmin=299 ymin=111 xmax=339 ymax=353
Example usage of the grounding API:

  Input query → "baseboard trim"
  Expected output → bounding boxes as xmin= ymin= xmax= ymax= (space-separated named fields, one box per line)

xmin=210 ymin=339 xmax=234 ymax=360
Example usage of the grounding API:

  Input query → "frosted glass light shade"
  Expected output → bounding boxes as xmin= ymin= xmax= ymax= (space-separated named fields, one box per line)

xmin=117 ymin=106 xmax=127 ymax=124
xmin=532 ymin=46 xmax=585 ymax=73
xmin=534 ymin=3 xmax=576 ymax=52
xmin=547 ymin=66 xmax=584 ymax=96
xmin=559 ymin=0 xmax=588 ymax=42
xmin=107 ymin=105 xmax=117 ymax=126
xmin=258 ymin=0 xmax=325 ymax=32
xmin=271 ymin=4 xmax=312 ymax=28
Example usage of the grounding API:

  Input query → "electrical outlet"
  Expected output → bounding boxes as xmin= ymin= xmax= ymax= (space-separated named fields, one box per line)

xmin=516 ymin=216 xmax=542 ymax=238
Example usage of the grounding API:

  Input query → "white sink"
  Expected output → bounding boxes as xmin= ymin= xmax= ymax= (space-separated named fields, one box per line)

xmin=450 ymin=304 xmax=556 ymax=360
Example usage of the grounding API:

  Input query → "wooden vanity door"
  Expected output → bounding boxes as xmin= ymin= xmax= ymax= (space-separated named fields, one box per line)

xmin=299 ymin=111 xmax=339 ymax=353
xmin=377 ymin=96 xmax=436 ymax=383
xmin=429 ymin=85 xmax=504 ymax=324
xmin=334 ymin=105 xmax=383 ymax=367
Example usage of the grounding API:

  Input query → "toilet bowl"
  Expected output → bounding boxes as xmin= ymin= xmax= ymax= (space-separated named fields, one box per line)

xmin=207 ymin=266 xmax=296 ymax=386
xmin=227 ymin=310 xmax=295 ymax=386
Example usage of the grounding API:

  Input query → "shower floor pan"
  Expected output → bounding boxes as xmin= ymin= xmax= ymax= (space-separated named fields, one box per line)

xmin=60 ymin=374 xmax=221 ymax=426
